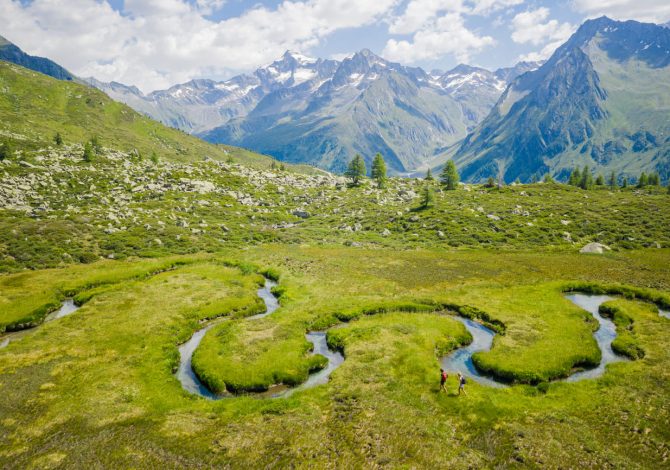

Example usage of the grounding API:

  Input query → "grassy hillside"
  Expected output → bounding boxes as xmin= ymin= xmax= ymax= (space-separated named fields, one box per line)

xmin=0 ymin=60 xmax=274 ymax=167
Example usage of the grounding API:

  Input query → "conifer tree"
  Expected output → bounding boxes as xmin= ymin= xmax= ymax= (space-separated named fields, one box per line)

xmin=425 ymin=168 xmax=434 ymax=181
xmin=90 ymin=135 xmax=102 ymax=155
xmin=595 ymin=174 xmax=604 ymax=186
xmin=83 ymin=142 xmax=94 ymax=162
xmin=609 ymin=171 xmax=617 ymax=189
xmin=345 ymin=154 xmax=366 ymax=186
xmin=648 ymin=172 xmax=660 ymax=186
xmin=543 ymin=173 xmax=554 ymax=184
xmin=420 ymin=185 xmax=435 ymax=209
xmin=485 ymin=176 xmax=495 ymax=188
xmin=579 ymin=165 xmax=593 ymax=189
xmin=371 ymin=153 xmax=387 ymax=188
xmin=622 ymin=177 xmax=628 ymax=188
xmin=568 ymin=167 xmax=582 ymax=186
xmin=440 ymin=160 xmax=459 ymax=190
xmin=54 ymin=132 xmax=63 ymax=146
xmin=637 ymin=172 xmax=648 ymax=188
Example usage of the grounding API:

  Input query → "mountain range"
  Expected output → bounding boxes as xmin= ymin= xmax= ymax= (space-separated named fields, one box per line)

xmin=0 ymin=34 xmax=74 ymax=82
xmin=83 ymin=50 xmax=539 ymax=174
xmin=1 ymin=16 xmax=669 ymax=183
xmin=453 ymin=17 xmax=670 ymax=183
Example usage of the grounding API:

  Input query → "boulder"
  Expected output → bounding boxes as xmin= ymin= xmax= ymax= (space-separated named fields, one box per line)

xmin=579 ymin=242 xmax=610 ymax=254
xmin=292 ymin=210 xmax=311 ymax=219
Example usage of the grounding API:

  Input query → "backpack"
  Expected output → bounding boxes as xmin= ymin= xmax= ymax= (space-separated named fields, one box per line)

xmin=461 ymin=376 xmax=467 ymax=385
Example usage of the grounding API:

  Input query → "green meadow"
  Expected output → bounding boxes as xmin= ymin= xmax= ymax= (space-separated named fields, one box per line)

xmin=1 ymin=247 xmax=669 ymax=467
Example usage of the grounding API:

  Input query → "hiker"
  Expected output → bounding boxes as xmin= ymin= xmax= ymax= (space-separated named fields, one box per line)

xmin=440 ymin=368 xmax=448 ymax=393
xmin=457 ymin=372 xmax=467 ymax=396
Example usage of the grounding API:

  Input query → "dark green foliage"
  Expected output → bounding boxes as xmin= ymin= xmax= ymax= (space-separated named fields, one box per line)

xmin=637 ymin=172 xmax=648 ymax=188
xmin=648 ymin=172 xmax=660 ymax=186
xmin=543 ymin=173 xmax=554 ymax=184
xmin=90 ymin=135 xmax=102 ymax=155
xmin=569 ymin=167 xmax=582 ymax=186
xmin=609 ymin=171 xmax=617 ymax=189
xmin=53 ymin=132 xmax=63 ymax=146
xmin=485 ymin=176 xmax=495 ymax=188
xmin=595 ymin=174 xmax=604 ymax=186
xmin=0 ymin=140 xmax=12 ymax=160
xmin=371 ymin=153 xmax=387 ymax=188
xmin=425 ymin=168 xmax=434 ymax=181
xmin=150 ymin=151 xmax=159 ymax=164
xmin=420 ymin=185 xmax=435 ymax=209
xmin=579 ymin=165 xmax=594 ymax=189
xmin=82 ymin=142 xmax=94 ymax=162
xmin=345 ymin=154 xmax=366 ymax=186
xmin=440 ymin=160 xmax=459 ymax=190
xmin=622 ymin=177 xmax=628 ymax=188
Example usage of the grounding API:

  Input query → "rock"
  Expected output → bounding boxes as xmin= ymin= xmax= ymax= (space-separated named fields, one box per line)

xmin=437 ymin=230 xmax=445 ymax=238
xmin=292 ymin=210 xmax=310 ymax=219
xmin=381 ymin=228 xmax=391 ymax=237
xmin=191 ymin=181 xmax=216 ymax=194
xmin=487 ymin=214 xmax=500 ymax=221
xmin=409 ymin=215 xmax=420 ymax=222
xmin=153 ymin=238 xmax=162 ymax=246
xmin=579 ymin=242 xmax=610 ymax=254
xmin=560 ymin=220 xmax=570 ymax=226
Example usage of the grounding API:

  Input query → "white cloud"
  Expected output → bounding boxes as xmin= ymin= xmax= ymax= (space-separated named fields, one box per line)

xmin=383 ymin=13 xmax=495 ymax=63
xmin=469 ymin=0 xmax=523 ymax=15
xmin=389 ymin=0 xmax=466 ymax=35
xmin=511 ymin=8 xmax=574 ymax=45
xmin=571 ymin=0 xmax=670 ymax=24
xmin=0 ymin=0 xmax=398 ymax=92
xmin=511 ymin=7 xmax=574 ymax=61
xmin=383 ymin=0 xmax=519 ymax=64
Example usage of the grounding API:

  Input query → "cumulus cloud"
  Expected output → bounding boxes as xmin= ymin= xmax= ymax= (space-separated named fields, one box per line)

xmin=571 ymin=0 xmax=670 ymax=24
xmin=384 ymin=13 xmax=495 ymax=63
xmin=0 ymin=0 xmax=397 ymax=92
xmin=382 ymin=0 xmax=518 ymax=64
xmin=511 ymin=7 xmax=574 ymax=61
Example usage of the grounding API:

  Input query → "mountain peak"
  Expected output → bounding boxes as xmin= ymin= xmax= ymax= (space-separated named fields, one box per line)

xmin=281 ymin=50 xmax=317 ymax=65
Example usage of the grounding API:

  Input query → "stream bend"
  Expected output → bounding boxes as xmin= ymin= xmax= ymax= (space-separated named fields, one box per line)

xmin=176 ymin=288 xmax=653 ymax=398
xmin=176 ymin=279 xmax=345 ymax=399
xmin=0 ymin=300 xmax=80 ymax=349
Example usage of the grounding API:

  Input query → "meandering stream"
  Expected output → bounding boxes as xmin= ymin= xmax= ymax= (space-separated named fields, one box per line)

xmin=176 ymin=279 xmax=345 ymax=399
xmin=177 ymin=286 xmax=663 ymax=398
xmin=441 ymin=293 xmax=631 ymax=386
xmin=0 ymin=300 xmax=80 ymax=349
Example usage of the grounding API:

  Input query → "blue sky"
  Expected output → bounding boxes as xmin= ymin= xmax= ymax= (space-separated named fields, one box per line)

xmin=1 ymin=0 xmax=669 ymax=92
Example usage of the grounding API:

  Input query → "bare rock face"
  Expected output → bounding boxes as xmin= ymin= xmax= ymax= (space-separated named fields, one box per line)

xmin=579 ymin=242 xmax=610 ymax=254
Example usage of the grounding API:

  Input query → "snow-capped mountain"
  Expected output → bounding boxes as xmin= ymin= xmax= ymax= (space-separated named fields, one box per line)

xmin=453 ymin=17 xmax=670 ymax=183
xmin=86 ymin=50 xmax=541 ymax=173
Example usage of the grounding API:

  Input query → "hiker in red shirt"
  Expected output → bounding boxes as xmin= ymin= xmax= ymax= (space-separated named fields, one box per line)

xmin=440 ymin=368 xmax=448 ymax=393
